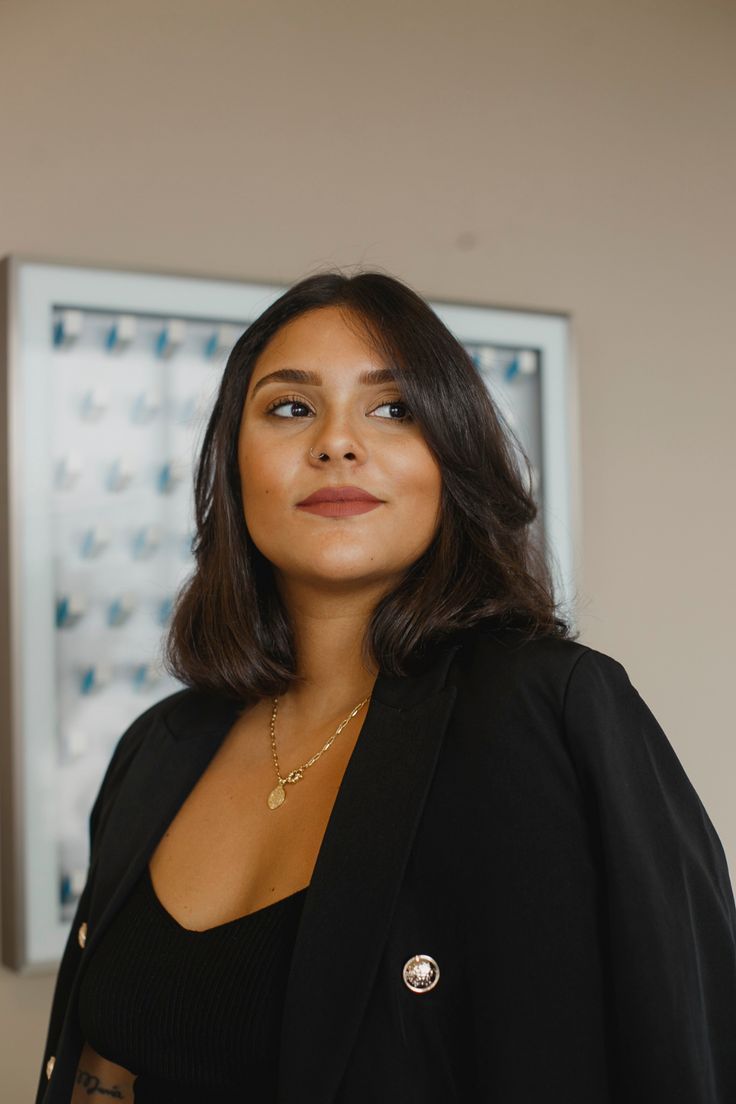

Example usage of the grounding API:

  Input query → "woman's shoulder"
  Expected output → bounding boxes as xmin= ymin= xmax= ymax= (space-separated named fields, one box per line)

xmin=113 ymin=683 xmax=240 ymax=748
xmin=458 ymin=618 xmax=602 ymax=685
xmin=452 ymin=619 xmax=643 ymax=730
xmin=113 ymin=686 xmax=194 ymax=753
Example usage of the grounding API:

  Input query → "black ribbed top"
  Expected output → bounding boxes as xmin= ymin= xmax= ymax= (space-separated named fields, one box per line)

xmin=77 ymin=863 xmax=309 ymax=1103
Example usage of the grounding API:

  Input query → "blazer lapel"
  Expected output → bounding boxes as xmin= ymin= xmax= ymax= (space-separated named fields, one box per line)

xmin=79 ymin=633 xmax=464 ymax=1104
xmin=277 ymin=636 xmax=462 ymax=1104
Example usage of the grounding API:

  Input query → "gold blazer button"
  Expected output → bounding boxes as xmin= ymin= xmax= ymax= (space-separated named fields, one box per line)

xmin=78 ymin=921 xmax=87 ymax=948
xmin=46 ymin=1055 xmax=55 ymax=1079
xmin=402 ymin=953 xmax=440 ymax=992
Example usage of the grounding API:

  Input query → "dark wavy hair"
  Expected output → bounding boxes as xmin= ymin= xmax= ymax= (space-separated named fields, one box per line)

xmin=161 ymin=269 xmax=577 ymax=702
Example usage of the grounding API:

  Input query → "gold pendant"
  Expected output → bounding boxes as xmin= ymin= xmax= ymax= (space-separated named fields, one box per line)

xmin=267 ymin=783 xmax=286 ymax=810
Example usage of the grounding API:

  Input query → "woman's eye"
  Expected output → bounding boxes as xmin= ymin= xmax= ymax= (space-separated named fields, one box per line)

xmin=371 ymin=400 xmax=413 ymax=422
xmin=265 ymin=396 xmax=313 ymax=418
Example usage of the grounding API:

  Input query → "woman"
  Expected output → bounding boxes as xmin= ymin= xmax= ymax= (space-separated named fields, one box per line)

xmin=37 ymin=271 xmax=736 ymax=1103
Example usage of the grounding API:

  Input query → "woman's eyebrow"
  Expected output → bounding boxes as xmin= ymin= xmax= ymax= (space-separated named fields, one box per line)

xmin=250 ymin=366 xmax=396 ymax=399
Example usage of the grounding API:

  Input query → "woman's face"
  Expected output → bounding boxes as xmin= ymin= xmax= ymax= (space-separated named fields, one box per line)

xmin=238 ymin=306 xmax=442 ymax=598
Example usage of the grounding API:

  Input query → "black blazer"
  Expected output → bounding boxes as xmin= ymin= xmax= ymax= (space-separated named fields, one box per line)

xmin=36 ymin=622 xmax=736 ymax=1103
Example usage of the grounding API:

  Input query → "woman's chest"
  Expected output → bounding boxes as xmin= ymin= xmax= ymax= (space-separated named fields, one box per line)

xmin=147 ymin=705 xmax=365 ymax=930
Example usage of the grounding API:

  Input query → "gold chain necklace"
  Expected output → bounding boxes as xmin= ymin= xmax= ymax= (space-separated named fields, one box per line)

xmin=266 ymin=693 xmax=371 ymax=810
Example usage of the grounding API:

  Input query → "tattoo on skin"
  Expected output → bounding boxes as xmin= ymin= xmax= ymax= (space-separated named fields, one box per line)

xmin=75 ymin=1066 xmax=130 ymax=1098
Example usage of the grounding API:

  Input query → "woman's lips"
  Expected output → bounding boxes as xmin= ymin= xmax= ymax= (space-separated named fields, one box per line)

xmin=296 ymin=500 xmax=383 ymax=517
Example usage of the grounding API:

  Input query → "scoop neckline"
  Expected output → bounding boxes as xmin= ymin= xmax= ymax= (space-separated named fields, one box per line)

xmin=143 ymin=863 xmax=310 ymax=935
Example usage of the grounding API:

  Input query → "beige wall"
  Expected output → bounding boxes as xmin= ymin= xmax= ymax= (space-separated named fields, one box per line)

xmin=1 ymin=0 xmax=735 ymax=1097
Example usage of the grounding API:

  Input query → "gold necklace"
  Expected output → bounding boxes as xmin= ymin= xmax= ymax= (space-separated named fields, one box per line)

xmin=266 ymin=693 xmax=371 ymax=810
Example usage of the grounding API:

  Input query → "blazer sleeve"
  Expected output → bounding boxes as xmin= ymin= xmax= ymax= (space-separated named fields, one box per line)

xmin=562 ymin=647 xmax=736 ymax=1102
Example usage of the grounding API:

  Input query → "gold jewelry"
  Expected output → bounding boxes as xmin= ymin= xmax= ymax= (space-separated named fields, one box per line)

xmin=266 ymin=693 xmax=371 ymax=810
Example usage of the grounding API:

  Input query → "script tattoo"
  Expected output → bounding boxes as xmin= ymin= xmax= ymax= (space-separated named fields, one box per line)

xmin=75 ymin=1066 xmax=129 ymax=1098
